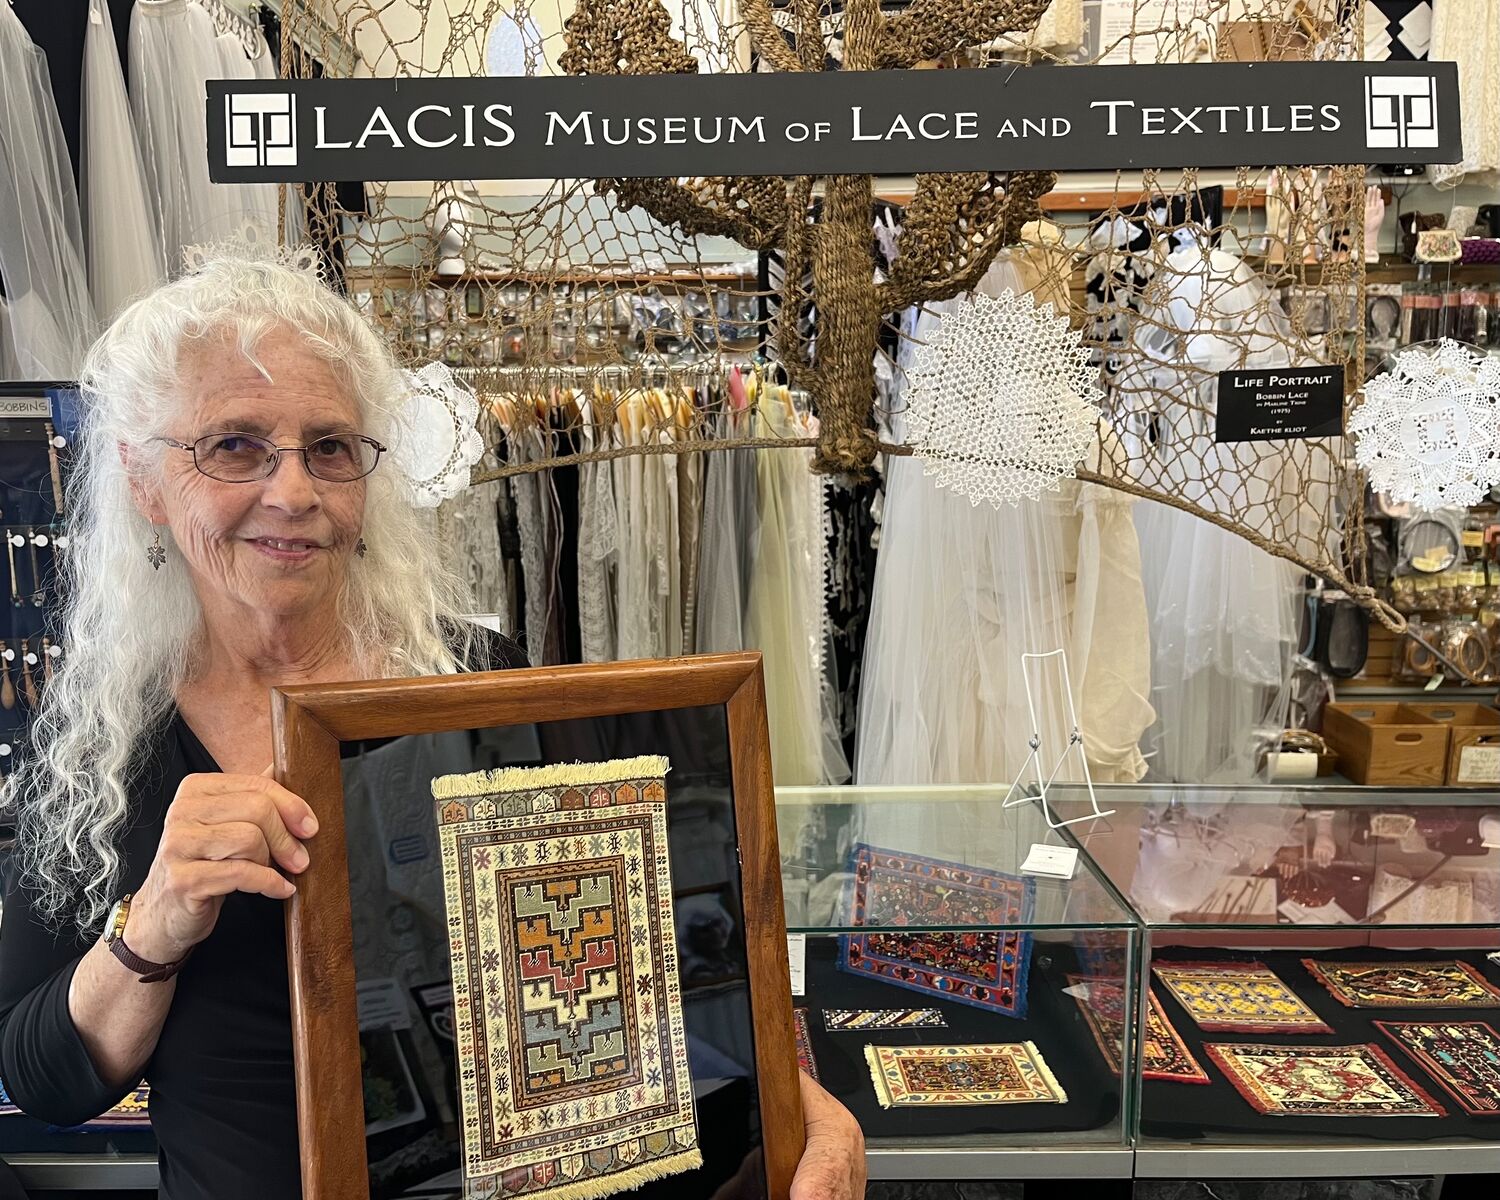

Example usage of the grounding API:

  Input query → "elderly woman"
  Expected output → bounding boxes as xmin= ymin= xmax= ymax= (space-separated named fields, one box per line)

xmin=0 ymin=257 xmax=863 ymax=1199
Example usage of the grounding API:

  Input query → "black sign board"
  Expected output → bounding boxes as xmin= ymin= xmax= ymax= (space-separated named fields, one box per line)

xmin=207 ymin=61 xmax=1460 ymax=183
xmin=1216 ymin=365 xmax=1346 ymax=443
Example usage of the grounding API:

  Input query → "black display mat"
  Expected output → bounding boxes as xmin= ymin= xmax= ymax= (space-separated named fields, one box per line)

xmin=1143 ymin=946 xmax=1500 ymax=1142
xmin=799 ymin=937 xmax=1123 ymax=1140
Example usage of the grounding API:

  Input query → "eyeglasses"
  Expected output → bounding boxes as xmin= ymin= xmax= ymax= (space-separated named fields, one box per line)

xmin=156 ymin=433 xmax=387 ymax=483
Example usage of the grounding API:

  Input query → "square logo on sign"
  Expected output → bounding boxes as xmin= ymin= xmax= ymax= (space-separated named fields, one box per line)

xmin=1365 ymin=75 xmax=1438 ymax=149
xmin=224 ymin=92 xmax=297 ymax=167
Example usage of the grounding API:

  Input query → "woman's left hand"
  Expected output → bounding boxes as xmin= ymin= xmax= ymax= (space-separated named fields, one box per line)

xmin=791 ymin=1070 xmax=865 ymax=1200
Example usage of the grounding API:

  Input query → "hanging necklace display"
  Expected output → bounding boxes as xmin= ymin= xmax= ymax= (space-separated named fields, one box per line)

xmin=0 ymin=642 xmax=15 ymax=710
xmin=44 ymin=421 xmax=65 ymax=516
xmin=26 ymin=527 xmax=44 ymax=606
xmin=19 ymin=640 xmax=37 ymax=708
xmin=5 ymin=531 xmax=20 ymax=607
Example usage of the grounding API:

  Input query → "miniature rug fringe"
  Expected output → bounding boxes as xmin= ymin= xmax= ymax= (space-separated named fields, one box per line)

xmin=431 ymin=755 xmax=671 ymax=800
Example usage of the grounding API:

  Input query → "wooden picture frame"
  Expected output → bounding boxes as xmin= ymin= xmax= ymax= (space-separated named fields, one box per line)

xmin=271 ymin=652 xmax=804 ymax=1200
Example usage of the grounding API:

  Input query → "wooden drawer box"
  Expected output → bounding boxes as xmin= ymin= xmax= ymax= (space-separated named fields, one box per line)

xmin=1404 ymin=703 xmax=1500 ymax=786
xmin=1321 ymin=702 xmax=1450 ymax=786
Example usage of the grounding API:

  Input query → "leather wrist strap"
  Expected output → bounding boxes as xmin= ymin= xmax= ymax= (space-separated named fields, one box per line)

xmin=106 ymin=895 xmax=191 ymax=983
xmin=108 ymin=935 xmax=190 ymax=984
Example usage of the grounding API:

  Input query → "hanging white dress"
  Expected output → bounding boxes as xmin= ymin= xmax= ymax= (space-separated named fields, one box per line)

xmin=82 ymin=0 xmax=165 ymax=322
xmin=695 ymin=404 xmax=759 ymax=654
xmin=855 ymin=251 xmax=1154 ymax=800
xmin=1114 ymin=246 xmax=1306 ymax=783
xmin=248 ymin=29 xmax=310 ymax=243
xmin=744 ymin=395 xmax=849 ymax=787
xmin=576 ymin=394 xmax=620 ymax=663
xmin=130 ymin=0 xmax=245 ymax=272
xmin=0 ymin=3 xmax=95 ymax=378
xmin=212 ymin=28 xmax=282 ymax=236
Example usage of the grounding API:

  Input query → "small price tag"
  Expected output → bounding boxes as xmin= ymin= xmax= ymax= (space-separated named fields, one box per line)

xmin=1020 ymin=843 xmax=1078 ymax=879
xmin=786 ymin=933 xmax=806 ymax=996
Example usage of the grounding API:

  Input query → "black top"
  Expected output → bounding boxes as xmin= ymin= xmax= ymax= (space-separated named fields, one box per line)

xmin=0 ymin=632 xmax=526 ymax=1199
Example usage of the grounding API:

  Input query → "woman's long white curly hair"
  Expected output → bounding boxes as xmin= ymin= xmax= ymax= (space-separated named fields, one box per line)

xmin=12 ymin=255 xmax=479 ymax=931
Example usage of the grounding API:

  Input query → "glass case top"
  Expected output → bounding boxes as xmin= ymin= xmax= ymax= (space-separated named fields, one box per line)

xmin=1044 ymin=783 xmax=1500 ymax=929
xmin=775 ymin=785 xmax=1135 ymax=933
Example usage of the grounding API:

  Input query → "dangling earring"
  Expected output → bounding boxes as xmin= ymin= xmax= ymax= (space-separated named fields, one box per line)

xmin=355 ymin=537 xmax=368 ymax=558
xmin=146 ymin=528 xmax=166 ymax=571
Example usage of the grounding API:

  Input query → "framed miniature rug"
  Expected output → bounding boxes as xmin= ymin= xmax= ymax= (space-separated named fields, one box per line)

xmin=1304 ymin=959 xmax=1500 ymax=1009
xmin=275 ymin=653 xmax=804 ymax=1200
xmin=1375 ymin=1020 xmax=1500 ymax=1116
xmin=1204 ymin=1043 xmax=1447 ymax=1117
xmin=838 ymin=843 xmax=1035 ymax=1017
xmin=1153 ymin=961 xmax=1333 ymax=1034
xmin=1066 ymin=976 xmax=1209 ymax=1084
xmin=864 ymin=1043 xmax=1067 ymax=1108
xmin=435 ymin=757 xmax=699 ymax=1198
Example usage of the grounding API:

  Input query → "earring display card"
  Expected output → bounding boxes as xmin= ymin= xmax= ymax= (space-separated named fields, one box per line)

xmin=0 ymin=385 xmax=73 ymax=784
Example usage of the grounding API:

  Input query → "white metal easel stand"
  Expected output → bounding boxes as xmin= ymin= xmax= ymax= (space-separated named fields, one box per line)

xmin=1000 ymin=648 xmax=1115 ymax=830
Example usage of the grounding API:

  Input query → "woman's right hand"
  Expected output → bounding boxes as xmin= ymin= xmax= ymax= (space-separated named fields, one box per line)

xmin=123 ymin=770 xmax=318 ymax=964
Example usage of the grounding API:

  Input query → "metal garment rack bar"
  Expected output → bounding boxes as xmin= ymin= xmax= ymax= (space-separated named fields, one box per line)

xmin=453 ymin=363 xmax=811 ymax=408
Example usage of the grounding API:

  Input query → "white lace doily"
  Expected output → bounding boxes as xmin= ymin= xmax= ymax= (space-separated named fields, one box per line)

xmin=904 ymin=287 xmax=1102 ymax=507
xmin=390 ymin=362 xmax=485 ymax=508
xmin=1349 ymin=339 xmax=1500 ymax=510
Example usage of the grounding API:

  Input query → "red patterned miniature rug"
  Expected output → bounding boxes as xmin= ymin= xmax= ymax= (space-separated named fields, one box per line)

xmin=1067 ymin=975 xmax=1209 ymax=1084
xmin=1205 ymin=1043 xmax=1447 ymax=1117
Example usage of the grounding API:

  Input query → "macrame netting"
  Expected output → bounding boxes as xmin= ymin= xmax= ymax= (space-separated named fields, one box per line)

xmin=277 ymin=1 xmax=1381 ymax=620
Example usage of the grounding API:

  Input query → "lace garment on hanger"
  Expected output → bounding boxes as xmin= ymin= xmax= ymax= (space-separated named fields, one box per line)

xmin=745 ymin=397 xmax=849 ymax=788
xmin=1114 ymin=246 xmax=1308 ymax=783
xmin=856 ymin=249 xmax=1154 ymax=815
xmin=82 ymin=0 xmax=165 ymax=323
xmin=0 ymin=3 xmax=95 ymax=378
xmin=1431 ymin=0 xmax=1500 ymax=188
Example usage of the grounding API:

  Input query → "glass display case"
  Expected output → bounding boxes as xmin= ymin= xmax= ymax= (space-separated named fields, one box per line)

xmin=0 ymin=837 xmax=157 ymax=1192
xmin=1049 ymin=783 xmax=1500 ymax=1180
xmin=776 ymin=785 xmax=1140 ymax=1179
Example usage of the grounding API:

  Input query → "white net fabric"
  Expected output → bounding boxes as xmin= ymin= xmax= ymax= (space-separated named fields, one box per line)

xmin=273 ymin=0 xmax=1385 ymax=619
